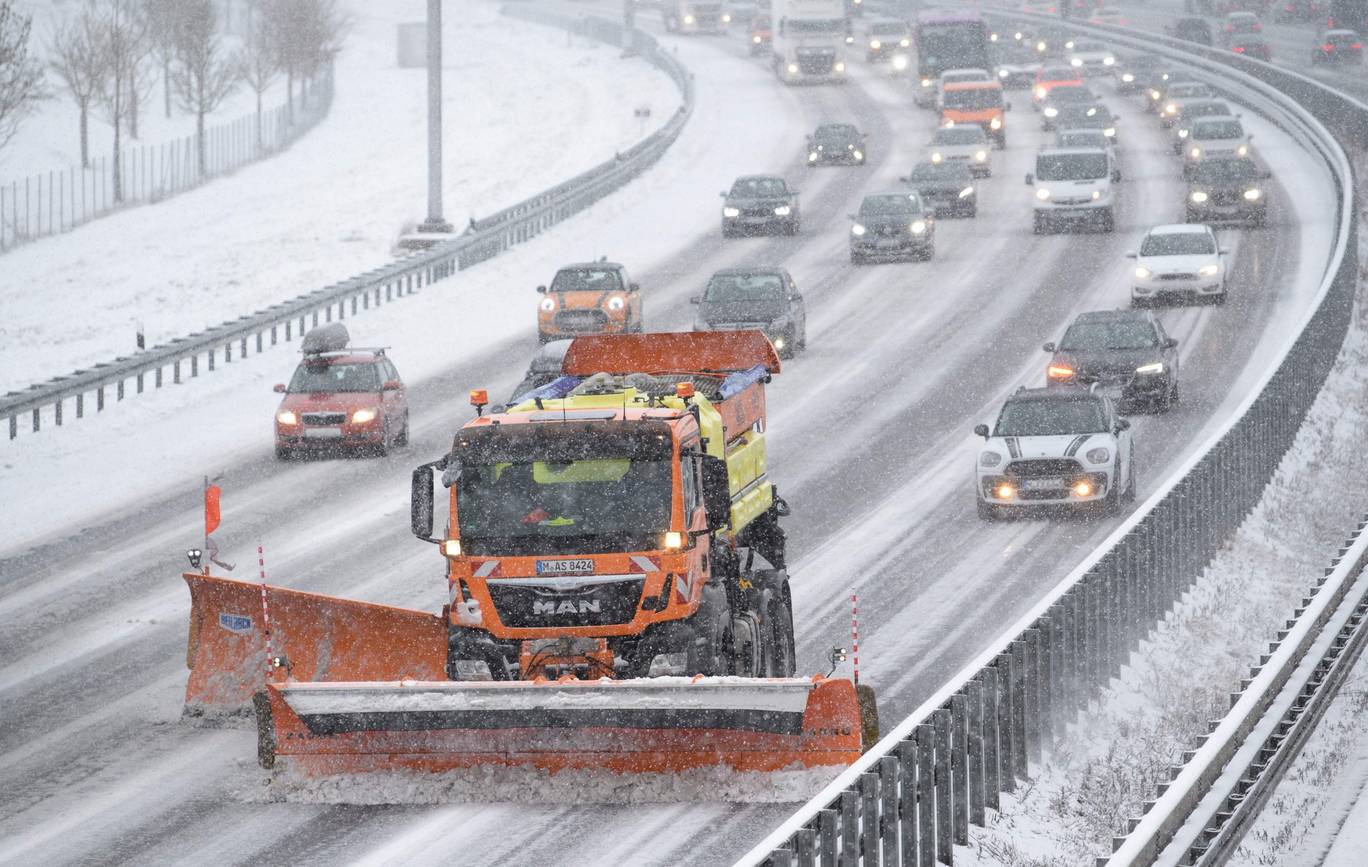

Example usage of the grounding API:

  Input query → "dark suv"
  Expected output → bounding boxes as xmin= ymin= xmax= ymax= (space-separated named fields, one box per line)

xmin=1044 ymin=310 xmax=1180 ymax=411
xmin=691 ymin=267 xmax=807 ymax=357
xmin=807 ymin=122 xmax=867 ymax=166
xmin=721 ymin=175 xmax=801 ymax=236
xmin=1186 ymin=156 xmax=1269 ymax=225
xmin=849 ymin=191 xmax=935 ymax=263
xmin=902 ymin=161 xmax=977 ymax=218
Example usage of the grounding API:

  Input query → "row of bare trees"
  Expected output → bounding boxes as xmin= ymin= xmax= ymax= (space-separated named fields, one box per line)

xmin=31 ymin=0 xmax=346 ymax=203
xmin=0 ymin=1 xmax=44 ymax=153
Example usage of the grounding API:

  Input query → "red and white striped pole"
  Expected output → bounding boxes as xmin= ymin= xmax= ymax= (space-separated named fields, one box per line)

xmin=851 ymin=593 xmax=860 ymax=686
xmin=258 ymin=545 xmax=275 ymax=674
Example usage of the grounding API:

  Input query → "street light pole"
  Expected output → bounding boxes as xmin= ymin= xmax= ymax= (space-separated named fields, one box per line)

xmin=419 ymin=0 xmax=452 ymax=234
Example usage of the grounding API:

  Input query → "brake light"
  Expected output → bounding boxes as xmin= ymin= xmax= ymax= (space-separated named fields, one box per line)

xmin=1354 ymin=43 xmax=1363 ymax=50
xmin=1233 ymin=45 xmax=1245 ymax=52
xmin=1253 ymin=22 xmax=1262 ymax=30
xmin=1323 ymin=42 xmax=1335 ymax=51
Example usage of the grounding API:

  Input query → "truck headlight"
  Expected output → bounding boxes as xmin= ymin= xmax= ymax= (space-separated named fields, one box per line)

xmin=539 ymin=297 xmax=556 ymax=311
xmin=1199 ymin=263 xmax=1220 ymax=276
xmin=900 ymin=39 xmax=910 ymax=47
xmin=1243 ymin=188 xmax=1262 ymax=200
xmin=1190 ymin=191 xmax=1208 ymax=203
xmin=1237 ymin=144 xmax=1248 ymax=156
xmin=1134 ymin=266 xmax=1152 ymax=279
xmin=1091 ymin=190 xmax=1101 ymax=200
xmin=1036 ymin=187 xmax=1051 ymax=200
xmin=979 ymin=451 xmax=1003 ymax=468
xmin=809 ymin=152 xmax=818 ymax=162
xmin=1044 ymin=106 xmax=1058 ymax=117
xmin=990 ymin=117 xmax=1002 ymax=130
xmin=852 ymin=149 xmax=863 ymax=159
xmin=664 ymin=531 xmax=684 ymax=550
xmin=892 ymin=55 xmax=908 ymax=70
xmin=722 ymin=12 xmax=731 ymax=22
xmin=442 ymin=539 xmax=462 ymax=557
xmin=1103 ymin=56 xmax=1115 ymax=65
xmin=922 ymin=78 xmax=932 ymax=88
xmin=1035 ymin=86 xmax=1047 ymax=99
xmin=608 ymin=296 xmax=625 ymax=310
xmin=723 ymin=206 xmax=740 ymax=217
xmin=1135 ymin=362 xmax=1165 ymax=375
xmin=851 ymin=223 xmax=867 ymax=236
xmin=1103 ymin=127 xmax=1116 ymax=138
xmin=834 ymin=62 xmax=846 ymax=72
xmin=1178 ymin=129 xmax=1189 ymax=138
xmin=276 ymin=411 xmax=297 ymax=425
xmin=999 ymin=68 xmax=1010 ymax=78
xmin=1085 ymin=447 xmax=1112 ymax=463
xmin=753 ymin=35 xmax=761 ymax=43
xmin=931 ymin=152 xmax=943 ymax=163
xmin=1190 ymin=147 xmax=1201 ymax=158
xmin=1122 ymin=72 xmax=1135 ymax=82
xmin=1071 ymin=57 xmax=1083 ymax=67
xmin=959 ymin=186 xmax=975 ymax=198
xmin=910 ymin=220 xmax=927 ymax=234
xmin=773 ymin=205 xmax=792 ymax=216
xmin=788 ymin=63 xmax=799 ymax=74
xmin=683 ymin=14 xmax=694 ymax=24
xmin=975 ymin=150 xmax=987 ymax=161
xmin=352 ymin=408 xmax=377 ymax=424
xmin=870 ymin=39 xmax=881 ymax=49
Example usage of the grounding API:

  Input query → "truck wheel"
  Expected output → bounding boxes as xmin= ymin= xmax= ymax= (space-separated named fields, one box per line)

xmin=689 ymin=586 xmax=734 ymax=676
xmin=1100 ymin=210 xmax=1115 ymax=233
xmin=762 ymin=592 xmax=797 ymax=678
xmin=274 ymin=445 xmax=293 ymax=461
xmin=731 ymin=613 xmax=764 ymax=678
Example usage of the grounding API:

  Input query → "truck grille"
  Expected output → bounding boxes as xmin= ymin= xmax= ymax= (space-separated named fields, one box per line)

xmin=302 ymin=412 xmax=346 ymax=425
xmin=1008 ymin=458 xmax=1083 ymax=478
xmin=797 ymin=51 xmax=835 ymax=75
xmin=488 ymin=577 xmax=645 ymax=628
xmin=555 ymin=310 xmax=609 ymax=331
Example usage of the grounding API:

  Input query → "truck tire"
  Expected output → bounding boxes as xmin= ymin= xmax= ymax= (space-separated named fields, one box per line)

xmin=762 ymin=592 xmax=797 ymax=678
xmin=689 ymin=584 xmax=734 ymax=676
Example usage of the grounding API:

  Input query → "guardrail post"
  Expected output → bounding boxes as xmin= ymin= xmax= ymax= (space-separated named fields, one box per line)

xmin=933 ymin=708 xmax=952 ymax=864
xmin=1036 ymin=617 xmax=1056 ymax=742
xmin=1021 ymin=630 xmax=1042 ymax=765
xmin=1060 ymin=590 xmax=1078 ymax=718
xmin=75 ymin=393 xmax=84 ymax=419
xmin=915 ymin=725 xmax=935 ymax=867
xmin=994 ymin=655 xmax=1016 ymax=793
xmin=208 ymin=347 xmax=215 ymax=372
xmin=860 ymin=772 xmax=880 ymax=865
xmin=54 ymin=398 xmax=62 ymax=427
xmin=840 ymin=790 xmax=859 ymax=867
xmin=796 ymin=827 xmax=817 ymax=867
xmin=820 ymin=808 xmax=839 ymax=867
xmin=982 ymin=669 xmax=1001 ymax=809
xmin=1008 ymin=644 xmax=1028 ymax=779
xmin=191 ymin=354 xmax=200 ymax=378
xmin=772 ymin=851 xmax=794 ymax=867
xmin=898 ymin=740 xmax=919 ymax=864
xmin=879 ymin=755 xmax=899 ymax=867
xmin=31 ymin=407 xmax=39 ymax=433
xmin=950 ymin=693 xmax=969 ymax=845
xmin=8 ymin=415 xmax=15 ymax=439
xmin=966 ymin=679 xmax=985 ymax=826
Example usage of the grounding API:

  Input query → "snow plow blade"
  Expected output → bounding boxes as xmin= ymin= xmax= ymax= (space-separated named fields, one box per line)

xmin=182 ymin=572 xmax=447 ymax=716
xmin=257 ymin=676 xmax=864 ymax=775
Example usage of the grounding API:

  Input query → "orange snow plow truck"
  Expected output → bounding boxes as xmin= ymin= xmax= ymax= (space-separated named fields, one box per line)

xmin=182 ymin=331 xmax=876 ymax=777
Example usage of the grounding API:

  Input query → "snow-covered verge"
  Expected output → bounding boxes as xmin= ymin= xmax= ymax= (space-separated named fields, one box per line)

xmin=0 ymin=0 xmax=679 ymax=395
xmin=955 ymin=274 xmax=1368 ymax=863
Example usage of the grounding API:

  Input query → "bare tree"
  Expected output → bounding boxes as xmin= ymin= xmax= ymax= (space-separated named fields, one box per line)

xmin=142 ymin=0 xmax=181 ymax=119
xmin=94 ymin=0 xmax=148 ymax=202
xmin=296 ymin=0 xmax=347 ymax=108
xmin=126 ymin=33 xmax=155 ymax=138
xmin=171 ymin=0 xmax=238 ymax=176
xmin=48 ymin=4 xmax=106 ymax=168
xmin=0 ymin=0 xmax=45 ymax=152
xmin=236 ymin=5 xmax=277 ymax=151
xmin=262 ymin=0 xmax=346 ymax=123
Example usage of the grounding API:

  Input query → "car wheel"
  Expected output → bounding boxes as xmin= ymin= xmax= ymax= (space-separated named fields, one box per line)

xmin=395 ymin=414 xmax=410 ymax=446
xmin=964 ymin=205 xmax=977 ymax=219
xmin=1103 ymin=476 xmax=1122 ymax=515
xmin=797 ymin=328 xmax=807 ymax=351
xmin=1033 ymin=213 xmax=1047 ymax=234
xmin=977 ymin=499 xmax=1001 ymax=521
xmin=1100 ymin=210 xmax=1115 ymax=233
xmin=1250 ymin=211 xmax=1266 ymax=228
xmin=1212 ymin=290 xmax=1227 ymax=306
xmin=1185 ymin=209 xmax=1198 ymax=223
xmin=922 ymin=244 xmax=935 ymax=261
xmin=785 ymin=220 xmax=800 ymax=236
xmin=1123 ymin=459 xmax=1138 ymax=503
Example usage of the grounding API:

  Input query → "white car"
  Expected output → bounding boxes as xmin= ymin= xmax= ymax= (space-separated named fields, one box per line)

xmin=1055 ymin=128 xmax=1120 ymax=180
xmin=1159 ymin=83 xmax=1216 ymax=126
xmin=936 ymin=68 xmax=993 ymax=110
xmin=1183 ymin=115 xmax=1251 ymax=174
xmin=974 ymin=386 xmax=1135 ymax=519
xmin=1027 ymin=147 xmax=1115 ymax=233
xmin=1128 ymin=223 xmax=1229 ymax=306
xmin=930 ymin=125 xmax=993 ymax=177
xmin=1170 ymin=99 xmax=1235 ymax=154
xmin=1068 ymin=39 xmax=1116 ymax=75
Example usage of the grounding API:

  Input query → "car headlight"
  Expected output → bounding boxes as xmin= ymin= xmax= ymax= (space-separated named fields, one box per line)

xmin=774 ymin=205 xmax=792 ymax=215
xmin=931 ymin=152 xmax=943 ymax=163
xmin=1091 ymin=190 xmax=1101 ymax=200
xmin=990 ymin=117 xmax=1002 ymax=129
xmin=1190 ymin=147 xmax=1201 ymax=158
xmin=1036 ymin=41 xmax=1047 ymax=52
xmin=773 ymin=336 xmax=787 ymax=349
xmin=1236 ymin=144 xmax=1249 ymax=156
xmin=723 ymin=206 xmax=740 ymax=217
xmin=787 ymin=63 xmax=798 ymax=74
xmin=1084 ymin=447 xmax=1111 ymax=464
xmin=910 ymin=219 xmax=927 ymax=234
xmin=853 ymin=149 xmax=864 ymax=159
xmin=352 ymin=408 xmax=377 ymax=424
xmin=276 ymin=410 xmax=297 ymax=425
xmin=1190 ymin=190 xmax=1209 ymax=203
xmin=753 ymin=35 xmax=761 ymax=43
xmin=1000 ymin=68 xmax=1010 ymax=78
xmin=1135 ymin=362 xmax=1165 ymax=375
xmin=1244 ymin=188 xmax=1262 ymax=200
xmin=1071 ymin=57 xmax=1083 ymax=67
xmin=959 ymin=186 xmax=975 ymax=198
xmin=975 ymin=150 xmax=987 ymax=161
xmin=922 ymin=78 xmax=932 ymax=88
xmin=683 ymin=14 xmax=694 ymax=24
xmin=1035 ymin=187 xmax=1051 ymax=200
xmin=1103 ymin=56 xmax=1115 ymax=65
xmin=1044 ymin=106 xmax=1058 ymax=117
xmin=901 ymin=38 xmax=910 ymax=47
xmin=1150 ymin=89 xmax=1161 ymax=100
xmin=1103 ymin=127 xmax=1116 ymax=137
xmin=539 ymin=297 xmax=556 ymax=311
xmin=1199 ymin=263 xmax=1220 ymax=276
xmin=608 ymin=296 xmax=625 ymax=311
xmin=892 ymin=55 xmax=908 ymax=70
xmin=870 ymin=39 xmax=881 ymax=49
xmin=809 ymin=152 xmax=818 ymax=162
xmin=1035 ymin=86 xmax=1047 ymax=98
xmin=1134 ymin=266 xmax=1152 ymax=279
xmin=1122 ymin=72 xmax=1135 ymax=82
xmin=834 ymin=61 xmax=846 ymax=72
xmin=1178 ymin=129 xmax=1189 ymax=139
xmin=979 ymin=451 xmax=1003 ymax=468
xmin=1165 ymin=103 xmax=1177 ymax=114
xmin=722 ymin=12 xmax=731 ymax=22
xmin=851 ymin=223 xmax=866 ymax=236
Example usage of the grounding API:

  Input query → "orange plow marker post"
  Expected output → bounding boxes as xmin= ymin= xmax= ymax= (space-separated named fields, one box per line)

xmin=183 ymin=573 xmax=447 ymax=715
xmin=257 ymin=677 xmax=864 ymax=775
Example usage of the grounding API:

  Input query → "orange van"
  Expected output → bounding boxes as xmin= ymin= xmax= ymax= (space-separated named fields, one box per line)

xmin=940 ymin=80 xmax=1009 ymax=146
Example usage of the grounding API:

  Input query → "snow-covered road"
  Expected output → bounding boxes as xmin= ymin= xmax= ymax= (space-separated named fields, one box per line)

xmin=0 ymin=8 xmax=1343 ymax=867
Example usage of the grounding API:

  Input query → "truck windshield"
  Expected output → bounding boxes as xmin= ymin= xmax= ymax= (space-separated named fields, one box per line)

xmin=1036 ymin=153 xmax=1108 ymax=181
xmin=288 ymin=362 xmax=379 ymax=393
xmin=787 ymin=20 xmax=846 ymax=34
xmin=994 ymin=399 xmax=1107 ymax=437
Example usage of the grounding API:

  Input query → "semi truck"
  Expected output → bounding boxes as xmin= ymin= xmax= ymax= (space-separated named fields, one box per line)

xmin=662 ymin=0 xmax=730 ymax=33
xmin=771 ymin=0 xmax=850 ymax=84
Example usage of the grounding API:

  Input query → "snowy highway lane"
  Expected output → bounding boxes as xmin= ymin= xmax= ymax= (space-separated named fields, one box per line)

xmin=0 ymin=14 xmax=1342 ymax=867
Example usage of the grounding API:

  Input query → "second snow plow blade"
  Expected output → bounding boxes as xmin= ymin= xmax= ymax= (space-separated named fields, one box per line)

xmin=258 ymin=676 xmax=863 ymax=775
xmin=183 ymin=573 xmax=447 ymax=716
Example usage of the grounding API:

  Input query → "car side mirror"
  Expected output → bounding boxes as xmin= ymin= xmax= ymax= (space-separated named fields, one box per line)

xmin=273 ymin=383 xmax=287 ymax=393
xmin=383 ymin=379 xmax=402 ymax=391
xmin=1024 ymin=173 xmax=1034 ymax=185
xmin=689 ymin=295 xmax=701 ymax=304
xmin=1116 ymin=418 xmax=1131 ymax=431
xmin=1219 ymin=247 xmax=1230 ymax=255
xmin=974 ymin=423 xmax=990 ymax=439
xmin=1125 ymin=251 xmax=1136 ymax=258
xmin=1043 ymin=342 xmax=1056 ymax=352
xmin=536 ymin=285 xmax=547 ymax=294
xmin=700 ymin=455 xmax=732 ymax=530
xmin=1164 ymin=337 xmax=1178 ymax=349
xmin=630 ymin=282 xmax=641 ymax=292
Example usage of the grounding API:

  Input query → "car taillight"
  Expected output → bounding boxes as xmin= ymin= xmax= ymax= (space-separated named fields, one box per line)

xmin=1323 ymin=42 xmax=1335 ymax=51
xmin=1354 ymin=43 xmax=1363 ymax=50
xmin=1234 ymin=45 xmax=1245 ymax=52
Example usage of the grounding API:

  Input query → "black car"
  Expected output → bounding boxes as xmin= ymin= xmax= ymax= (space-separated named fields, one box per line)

xmin=1169 ymin=16 xmax=1214 ymax=46
xmin=1044 ymin=310 xmax=1180 ymax=411
xmin=807 ymin=123 xmax=867 ymax=167
xmin=506 ymin=339 xmax=572 ymax=404
xmin=691 ymin=267 xmax=807 ymax=357
xmin=1052 ymin=103 xmax=1117 ymax=142
xmin=1312 ymin=29 xmax=1364 ymax=64
xmin=849 ymin=191 xmax=935 ymax=263
xmin=721 ymin=175 xmax=801 ymax=236
xmin=1143 ymin=71 xmax=1199 ymax=113
xmin=902 ymin=161 xmax=977 ymax=218
xmin=1186 ymin=157 xmax=1269 ymax=226
xmin=1040 ymin=86 xmax=1098 ymax=130
xmin=1114 ymin=54 xmax=1165 ymax=93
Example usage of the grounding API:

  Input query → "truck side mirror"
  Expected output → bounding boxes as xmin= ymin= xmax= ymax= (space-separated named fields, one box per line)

xmin=1024 ymin=173 xmax=1034 ymax=185
xmin=536 ymin=285 xmax=547 ymax=294
xmin=630 ymin=282 xmax=641 ymax=292
xmin=273 ymin=383 xmax=287 ymax=393
xmin=411 ymin=464 xmax=435 ymax=540
xmin=1164 ymin=337 xmax=1178 ymax=349
xmin=700 ymin=455 xmax=732 ymax=531
xmin=1043 ymin=342 xmax=1056 ymax=352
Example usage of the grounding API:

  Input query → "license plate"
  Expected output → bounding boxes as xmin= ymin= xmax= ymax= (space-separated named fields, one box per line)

xmin=304 ymin=428 xmax=343 ymax=439
xmin=876 ymin=239 xmax=902 ymax=249
xmin=1022 ymin=478 xmax=1064 ymax=490
xmin=536 ymin=559 xmax=594 ymax=575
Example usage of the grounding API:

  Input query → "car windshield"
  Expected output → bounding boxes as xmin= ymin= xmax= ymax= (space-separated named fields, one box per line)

xmin=861 ymin=193 xmax=922 ymax=215
xmin=994 ymin=398 xmax=1107 ymax=436
xmin=1140 ymin=232 xmax=1216 ymax=256
xmin=1193 ymin=119 xmax=1243 ymax=139
xmin=1035 ymin=152 xmax=1109 ymax=180
xmin=911 ymin=162 xmax=971 ymax=182
xmin=1048 ymin=87 xmax=1096 ymax=104
xmin=1057 ymin=131 xmax=1106 ymax=148
xmin=1060 ymin=320 xmax=1158 ymax=351
xmin=1041 ymin=66 xmax=1076 ymax=80
xmin=870 ymin=23 xmax=907 ymax=35
xmin=731 ymin=177 xmax=787 ymax=197
xmin=934 ymin=126 xmax=986 ymax=145
xmin=942 ymin=88 xmax=1003 ymax=110
xmin=1072 ymin=41 xmax=1107 ymax=52
xmin=1057 ymin=105 xmax=1112 ymax=124
xmin=288 ymin=362 xmax=380 ymax=393
xmin=1169 ymin=85 xmax=1212 ymax=98
xmin=704 ymin=272 xmax=786 ymax=301
xmin=550 ymin=268 xmax=622 ymax=293
xmin=814 ymin=124 xmax=857 ymax=141
xmin=1192 ymin=159 xmax=1259 ymax=182
xmin=1182 ymin=102 xmax=1231 ymax=119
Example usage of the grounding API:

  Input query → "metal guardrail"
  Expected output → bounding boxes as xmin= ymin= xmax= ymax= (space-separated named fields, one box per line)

xmin=1109 ymin=514 xmax=1368 ymax=866
xmin=739 ymin=12 xmax=1360 ymax=867
xmin=0 ymin=6 xmax=692 ymax=442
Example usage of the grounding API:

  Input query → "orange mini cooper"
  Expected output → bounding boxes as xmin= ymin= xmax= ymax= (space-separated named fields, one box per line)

xmin=537 ymin=261 xmax=643 ymax=342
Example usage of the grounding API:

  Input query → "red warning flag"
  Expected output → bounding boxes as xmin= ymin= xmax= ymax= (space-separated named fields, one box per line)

xmin=205 ymin=484 xmax=222 ymax=536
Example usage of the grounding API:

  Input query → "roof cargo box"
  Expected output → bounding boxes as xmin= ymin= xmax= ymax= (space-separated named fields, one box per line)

xmin=302 ymin=323 xmax=350 ymax=356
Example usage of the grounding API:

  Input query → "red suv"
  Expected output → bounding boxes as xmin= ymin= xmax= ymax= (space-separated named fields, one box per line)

xmin=273 ymin=325 xmax=409 ymax=459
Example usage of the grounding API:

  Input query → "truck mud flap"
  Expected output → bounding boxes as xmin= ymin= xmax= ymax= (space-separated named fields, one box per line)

xmin=258 ymin=676 xmax=863 ymax=775
xmin=182 ymin=572 xmax=447 ymax=716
